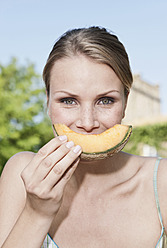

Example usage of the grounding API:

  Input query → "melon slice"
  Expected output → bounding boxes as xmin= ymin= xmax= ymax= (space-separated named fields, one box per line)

xmin=53 ymin=123 xmax=132 ymax=160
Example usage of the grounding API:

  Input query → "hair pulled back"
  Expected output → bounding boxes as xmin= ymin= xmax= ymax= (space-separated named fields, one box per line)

xmin=43 ymin=26 xmax=133 ymax=96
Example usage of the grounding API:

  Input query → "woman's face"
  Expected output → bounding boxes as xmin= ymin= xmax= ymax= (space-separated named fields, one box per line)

xmin=48 ymin=55 xmax=127 ymax=135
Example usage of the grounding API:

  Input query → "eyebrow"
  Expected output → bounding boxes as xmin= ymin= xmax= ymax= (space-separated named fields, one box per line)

xmin=96 ymin=90 xmax=120 ymax=97
xmin=52 ymin=90 xmax=79 ymax=97
xmin=53 ymin=90 xmax=120 ymax=97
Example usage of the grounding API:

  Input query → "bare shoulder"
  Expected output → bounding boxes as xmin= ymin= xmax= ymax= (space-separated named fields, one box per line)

xmin=0 ymin=151 xmax=36 ymax=244
xmin=158 ymin=157 xmax=167 ymax=191
xmin=0 ymin=151 xmax=36 ymax=192
xmin=159 ymin=157 xmax=167 ymax=170
xmin=1 ymin=151 xmax=35 ymax=178
xmin=131 ymin=155 xmax=167 ymax=231
xmin=0 ymin=151 xmax=35 ymax=205
xmin=156 ymin=158 xmax=167 ymax=231
xmin=0 ymin=151 xmax=36 ymax=204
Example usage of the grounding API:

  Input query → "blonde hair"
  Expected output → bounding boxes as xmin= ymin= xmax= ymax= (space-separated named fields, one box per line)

xmin=43 ymin=26 xmax=133 ymax=97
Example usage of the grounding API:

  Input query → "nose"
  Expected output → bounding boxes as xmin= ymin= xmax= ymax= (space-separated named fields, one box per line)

xmin=76 ymin=105 xmax=100 ymax=132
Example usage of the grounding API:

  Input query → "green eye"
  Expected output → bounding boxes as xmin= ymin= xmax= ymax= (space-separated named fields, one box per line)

xmin=98 ymin=97 xmax=114 ymax=105
xmin=60 ymin=98 xmax=76 ymax=105
xmin=102 ymin=99 xmax=110 ymax=104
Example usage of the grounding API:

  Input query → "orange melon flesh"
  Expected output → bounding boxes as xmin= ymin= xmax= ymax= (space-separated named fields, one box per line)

xmin=53 ymin=123 xmax=132 ymax=160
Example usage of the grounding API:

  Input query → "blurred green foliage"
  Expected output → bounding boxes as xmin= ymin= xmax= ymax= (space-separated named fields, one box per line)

xmin=0 ymin=58 xmax=53 ymax=175
xmin=123 ymin=123 xmax=167 ymax=156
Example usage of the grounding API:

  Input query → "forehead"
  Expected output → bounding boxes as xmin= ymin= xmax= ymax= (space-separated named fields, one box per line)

xmin=49 ymin=55 xmax=124 ymax=94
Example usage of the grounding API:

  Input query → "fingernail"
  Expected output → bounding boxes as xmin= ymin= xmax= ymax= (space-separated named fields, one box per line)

xmin=58 ymin=135 xmax=67 ymax=141
xmin=66 ymin=141 xmax=74 ymax=148
xmin=73 ymin=145 xmax=82 ymax=154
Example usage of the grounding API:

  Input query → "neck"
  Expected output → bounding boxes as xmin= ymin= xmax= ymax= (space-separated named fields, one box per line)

xmin=71 ymin=152 xmax=135 ymax=196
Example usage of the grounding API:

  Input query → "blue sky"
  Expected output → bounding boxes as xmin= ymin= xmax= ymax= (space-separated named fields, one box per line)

xmin=1 ymin=0 xmax=167 ymax=114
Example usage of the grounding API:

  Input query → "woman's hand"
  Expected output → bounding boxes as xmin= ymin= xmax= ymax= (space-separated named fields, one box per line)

xmin=21 ymin=136 xmax=82 ymax=219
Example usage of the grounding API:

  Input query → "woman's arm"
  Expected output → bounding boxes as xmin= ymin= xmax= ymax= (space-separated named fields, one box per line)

xmin=0 ymin=137 xmax=82 ymax=247
xmin=0 ymin=152 xmax=33 ymax=247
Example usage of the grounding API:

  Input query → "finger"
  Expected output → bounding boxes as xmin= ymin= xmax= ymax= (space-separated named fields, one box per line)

xmin=52 ymin=158 xmax=80 ymax=195
xmin=38 ymin=158 xmax=80 ymax=201
xmin=21 ymin=136 xmax=68 ymax=183
xmin=43 ymin=145 xmax=82 ymax=189
xmin=62 ymin=157 xmax=80 ymax=181
xmin=34 ymin=141 xmax=76 ymax=181
xmin=27 ymin=136 xmax=68 ymax=171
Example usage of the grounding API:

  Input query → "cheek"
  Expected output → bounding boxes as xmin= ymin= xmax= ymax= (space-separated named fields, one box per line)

xmin=48 ymin=104 xmax=77 ymax=126
xmin=49 ymin=107 xmax=66 ymax=123
xmin=98 ymin=106 xmax=124 ymax=128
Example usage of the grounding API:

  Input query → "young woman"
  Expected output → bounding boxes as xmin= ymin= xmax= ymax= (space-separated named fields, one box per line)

xmin=0 ymin=27 xmax=167 ymax=248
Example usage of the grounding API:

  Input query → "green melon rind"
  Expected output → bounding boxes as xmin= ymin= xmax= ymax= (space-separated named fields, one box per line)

xmin=82 ymin=126 xmax=132 ymax=155
xmin=81 ymin=126 xmax=132 ymax=160
xmin=53 ymin=125 xmax=132 ymax=160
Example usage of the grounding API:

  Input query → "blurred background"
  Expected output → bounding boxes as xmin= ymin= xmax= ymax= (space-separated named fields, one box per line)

xmin=0 ymin=0 xmax=167 ymax=174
